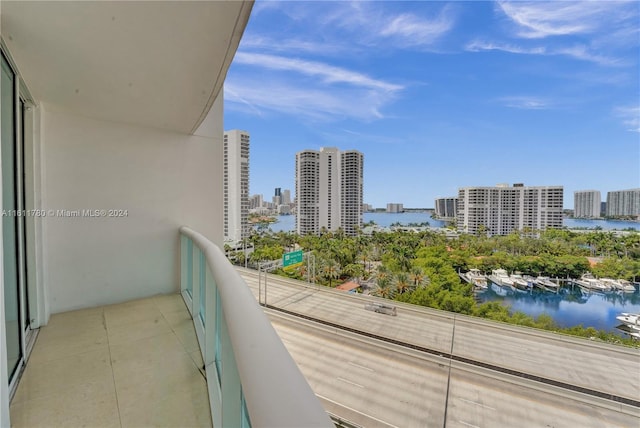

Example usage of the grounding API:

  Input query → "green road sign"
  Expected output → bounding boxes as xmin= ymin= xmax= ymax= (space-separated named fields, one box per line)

xmin=283 ymin=250 xmax=303 ymax=269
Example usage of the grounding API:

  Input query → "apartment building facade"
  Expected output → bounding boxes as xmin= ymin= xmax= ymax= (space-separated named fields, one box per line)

xmin=387 ymin=203 xmax=404 ymax=213
xmin=606 ymin=188 xmax=640 ymax=218
xmin=574 ymin=190 xmax=601 ymax=218
xmin=340 ymin=150 xmax=364 ymax=235
xmin=435 ymin=197 xmax=458 ymax=220
xmin=457 ymin=184 xmax=563 ymax=235
xmin=223 ymin=130 xmax=250 ymax=242
xmin=295 ymin=147 xmax=363 ymax=235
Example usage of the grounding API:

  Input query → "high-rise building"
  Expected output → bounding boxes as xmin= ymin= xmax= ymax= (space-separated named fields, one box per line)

xmin=341 ymin=150 xmax=364 ymax=235
xmin=295 ymin=147 xmax=363 ymax=235
xmin=574 ymin=190 xmax=601 ymax=218
xmin=282 ymin=189 xmax=291 ymax=205
xmin=250 ymin=194 xmax=263 ymax=210
xmin=273 ymin=187 xmax=282 ymax=206
xmin=606 ymin=188 xmax=640 ymax=218
xmin=435 ymin=197 xmax=458 ymax=219
xmin=387 ymin=203 xmax=404 ymax=213
xmin=457 ymin=183 xmax=563 ymax=235
xmin=223 ymin=130 xmax=250 ymax=242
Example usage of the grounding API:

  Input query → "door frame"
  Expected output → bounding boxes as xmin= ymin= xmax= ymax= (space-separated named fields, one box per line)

xmin=0 ymin=40 xmax=42 ymax=404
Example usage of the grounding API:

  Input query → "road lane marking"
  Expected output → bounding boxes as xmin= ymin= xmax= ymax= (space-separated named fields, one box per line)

xmin=348 ymin=361 xmax=375 ymax=372
xmin=337 ymin=377 xmax=364 ymax=388
xmin=458 ymin=421 xmax=480 ymax=428
xmin=316 ymin=394 xmax=400 ymax=428
xmin=458 ymin=398 xmax=496 ymax=411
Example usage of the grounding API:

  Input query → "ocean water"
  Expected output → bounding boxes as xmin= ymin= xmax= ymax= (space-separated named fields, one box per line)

xmin=268 ymin=212 xmax=640 ymax=233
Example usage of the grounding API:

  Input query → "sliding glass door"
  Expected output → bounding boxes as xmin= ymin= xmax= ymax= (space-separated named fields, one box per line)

xmin=2 ymin=51 xmax=30 ymax=389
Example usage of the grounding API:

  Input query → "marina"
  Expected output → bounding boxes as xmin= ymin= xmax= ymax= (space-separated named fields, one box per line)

xmin=476 ymin=278 xmax=640 ymax=335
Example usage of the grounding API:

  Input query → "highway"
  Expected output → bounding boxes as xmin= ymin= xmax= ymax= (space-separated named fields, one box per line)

xmin=268 ymin=310 xmax=638 ymax=428
xmin=236 ymin=268 xmax=640 ymax=412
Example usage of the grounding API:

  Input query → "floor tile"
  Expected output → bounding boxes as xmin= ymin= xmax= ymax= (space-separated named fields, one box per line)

xmin=11 ymin=294 xmax=212 ymax=428
xmin=119 ymin=376 xmax=211 ymax=428
xmin=13 ymin=349 xmax=113 ymax=402
xmin=173 ymin=323 xmax=201 ymax=353
xmin=104 ymin=303 xmax=164 ymax=329
xmin=107 ymin=313 xmax=172 ymax=346
xmin=10 ymin=378 xmax=120 ymax=428
xmin=154 ymin=293 xmax=188 ymax=315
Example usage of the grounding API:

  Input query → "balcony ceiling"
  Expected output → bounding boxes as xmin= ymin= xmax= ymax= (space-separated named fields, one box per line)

xmin=1 ymin=1 xmax=253 ymax=134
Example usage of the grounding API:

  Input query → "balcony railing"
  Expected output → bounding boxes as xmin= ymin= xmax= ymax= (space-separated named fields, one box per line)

xmin=179 ymin=226 xmax=332 ymax=428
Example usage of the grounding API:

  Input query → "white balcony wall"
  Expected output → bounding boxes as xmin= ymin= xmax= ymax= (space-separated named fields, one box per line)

xmin=40 ymin=95 xmax=223 ymax=314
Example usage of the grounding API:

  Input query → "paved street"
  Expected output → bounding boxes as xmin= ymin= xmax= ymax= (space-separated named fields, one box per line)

xmin=270 ymin=311 xmax=638 ymax=428
xmin=237 ymin=267 xmax=640 ymax=404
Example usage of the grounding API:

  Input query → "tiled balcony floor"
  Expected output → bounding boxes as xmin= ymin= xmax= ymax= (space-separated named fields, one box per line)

xmin=10 ymin=294 xmax=211 ymax=428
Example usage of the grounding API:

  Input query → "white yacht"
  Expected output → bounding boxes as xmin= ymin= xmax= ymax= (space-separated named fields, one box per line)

xmin=535 ymin=276 xmax=560 ymax=293
xmin=615 ymin=313 xmax=640 ymax=339
xmin=574 ymin=273 xmax=609 ymax=292
xmin=617 ymin=279 xmax=637 ymax=293
xmin=489 ymin=269 xmax=514 ymax=287
xmin=616 ymin=312 xmax=640 ymax=327
xmin=463 ymin=269 xmax=488 ymax=289
xmin=601 ymin=278 xmax=636 ymax=293
xmin=510 ymin=273 xmax=531 ymax=291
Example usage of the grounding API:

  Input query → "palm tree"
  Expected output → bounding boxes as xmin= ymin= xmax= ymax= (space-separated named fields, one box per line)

xmin=375 ymin=264 xmax=390 ymax=284
xmin=321 ymin=259 xmax=341 ymax=288
xmin=394 ymin=272 xmax=413 ymax=294
xmin=409 ymin=267 xmax=428 ymax=288
xmin=373 ymin=276 xmax=395 ymax=299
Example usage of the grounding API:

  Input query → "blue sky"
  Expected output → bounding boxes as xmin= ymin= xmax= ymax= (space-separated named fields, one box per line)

xmin=224 ymin=1 xmax=640 ymax=209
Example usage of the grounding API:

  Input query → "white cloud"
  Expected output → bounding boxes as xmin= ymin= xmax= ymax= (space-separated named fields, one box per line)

xmin=225 ymin=77 xmax=396 ymax=122
xmin=466 ymin=40 xmax=622 ymax=66
xmin=497 ymin=1 xmax=635 ymax=39
xmin=378 ymin=9 xmax=455 ymax=47
xmin=614 ymin=106 xmax=640 ymax=133
xmin=248 ymin=1 xmax=456 ymax=52
xmin=233 ymin=52 xmax=403 ymax=93
xmin=499 ymin=96 xmax=551 ymax=110
xmin=239 ymin=35 xmax=346 ymax=56
xmin=466 ymin=40 xmax=546 ymax=55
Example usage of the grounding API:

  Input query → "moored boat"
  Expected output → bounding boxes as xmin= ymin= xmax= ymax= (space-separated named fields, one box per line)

xmin=574 ymin=273 xmax=609 ymax=292
xmin=617 ymin=279 xmax=637 ymax=293
xmin=535 ymin=276 xmax=560 ymax=293
xmin=489 ymin=269 xmax=514 ymax=288
xmin=616 ymin=312 xmax=640 ymax=327
xmin=615 ymin=312 xmax=640 ymax=339
xmin=465 ymin=269 xmax=488 ymax=289
xmin=510 ymin=273 xmax=532 ymax=291
xmin=601 ymin=278 xmax=636 ymax=293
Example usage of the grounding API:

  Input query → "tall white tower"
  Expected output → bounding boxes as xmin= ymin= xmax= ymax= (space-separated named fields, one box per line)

xmin=223 ymin=130 xmax=250 ymax=242
xmin=295 ymin=147 xmax=363 ymax=235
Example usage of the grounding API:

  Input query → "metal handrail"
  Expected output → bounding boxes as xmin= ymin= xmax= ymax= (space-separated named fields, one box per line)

xmin=180 ymin=226 xmax=333 ymax=428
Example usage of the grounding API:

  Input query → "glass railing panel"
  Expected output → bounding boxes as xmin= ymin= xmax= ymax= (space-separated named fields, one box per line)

xmin=241 ymin=392 xmax=251 ymax=428
xmin=214 ymin=287 xmax=222 ymax=386
xmin=199 ymin=250 xmax=206 ymax=326
xmin=186 ymin=236 xmax=193 ymax=297
xmin=179 ymin=226 xmax=332 ymax=428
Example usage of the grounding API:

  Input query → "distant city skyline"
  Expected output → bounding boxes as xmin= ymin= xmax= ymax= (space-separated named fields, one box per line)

xmin=224 ymin=1 xmax=640 ymax=209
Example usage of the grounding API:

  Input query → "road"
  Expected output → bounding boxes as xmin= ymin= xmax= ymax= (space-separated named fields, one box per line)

xmin=236 ymin=267 xmax=640 ymax=406
xmin=268 ymin=310 xmax=639 ymax=428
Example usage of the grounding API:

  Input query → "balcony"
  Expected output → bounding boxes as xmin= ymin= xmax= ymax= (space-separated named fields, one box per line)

xmin=8 ymin=227 xmax=333 ymax=427
xmin=10 ymin=294 xmax=210 ymax=427
xmin=0 ymin=2 xmax=330 ymax=426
